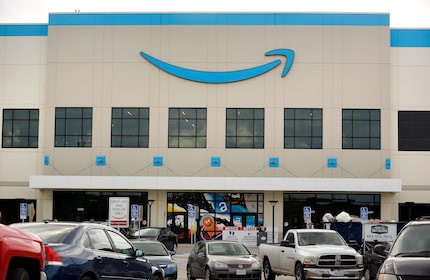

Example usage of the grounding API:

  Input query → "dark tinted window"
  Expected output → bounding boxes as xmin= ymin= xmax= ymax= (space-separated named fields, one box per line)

xmin=398 ymin=111 xmax=430 ymax=151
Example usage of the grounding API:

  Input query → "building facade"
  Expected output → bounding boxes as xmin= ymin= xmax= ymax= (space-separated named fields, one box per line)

xmin=0 ymin=13 xmax=429 ymax=242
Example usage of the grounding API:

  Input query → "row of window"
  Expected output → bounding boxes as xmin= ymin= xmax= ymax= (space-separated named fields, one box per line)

xmin=2 ymin=107 xmax=424 ymax=151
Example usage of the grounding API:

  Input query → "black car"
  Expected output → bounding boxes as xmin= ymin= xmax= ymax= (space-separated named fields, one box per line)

xmin=130 ymin=227 xmax=179 ymax=252
xmin=361 ymin=241 xmax=391 ymax=280
xmin=376 ymin=220 xmax=430 ymax=279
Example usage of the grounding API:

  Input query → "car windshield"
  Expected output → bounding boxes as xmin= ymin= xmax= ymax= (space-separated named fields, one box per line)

xmin=391 ymin=224 xmax=430 ymax=256
xmin=10 ymin=223 xmax=77 ymax=243
xmin=134 ymin=242 xmax=169 ymax=256
xmin=208 ymin=242 xmax=251 ymax=256
xmin=134 ymin=228 xmax=160 ymax=237
xmin=298 ymin=232 xmax=346 ymax=246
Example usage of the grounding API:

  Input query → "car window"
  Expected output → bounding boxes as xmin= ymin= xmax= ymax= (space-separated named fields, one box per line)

xmin=197 ymin=242 xmax=206 ymax=254
xmin=286 ymin=232 xmax=295 ymax=244
xmin=88 ymin=229 xmax=113 ymax=251
xmin=136 ymin=243 xmax=168 ymax=256
xmin=107 ymin=230 xmax=135 ymax=256
xmin=391 ymin=224 xmax=430 ymax=255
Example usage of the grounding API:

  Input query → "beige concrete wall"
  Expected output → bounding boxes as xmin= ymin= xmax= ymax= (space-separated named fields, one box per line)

xmin=0 ymin=36 xmax=47 ymax=186
xmin=43 ymin=24 xmax=391 ymax=180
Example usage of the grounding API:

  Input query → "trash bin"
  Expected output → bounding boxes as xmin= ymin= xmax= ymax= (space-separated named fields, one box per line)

xmin=257 ymin=231 xmax=267 ymax=245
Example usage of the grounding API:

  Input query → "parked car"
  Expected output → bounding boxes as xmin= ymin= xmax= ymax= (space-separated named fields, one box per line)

xmin=361 ymin=241 xmax=391 ymax=280
xmin=131 ymin=239 xmax=177 ymax=280
xmin=10 ymin=221 xmax=165 ymax=280
xmin=1 ymin=223 xmax=46 ymax=280
xmin=130 ymin=227 xmax=179 ymax=252
xmin=186 ymin=240 xmax=261 ymax=280
xmin=376 ymin=220 xmax=430 ymax=279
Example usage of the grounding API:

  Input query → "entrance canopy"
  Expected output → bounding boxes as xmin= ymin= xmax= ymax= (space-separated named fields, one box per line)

xmin=30 ymin=176 xmax=401 ymax=192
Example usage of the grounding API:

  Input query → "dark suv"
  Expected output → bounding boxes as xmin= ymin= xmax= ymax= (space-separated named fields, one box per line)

xmin=376 ymin=220 xmax=430 ymax=279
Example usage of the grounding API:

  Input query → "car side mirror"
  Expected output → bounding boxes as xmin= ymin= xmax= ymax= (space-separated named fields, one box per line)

xmin=281 ymin=240 xmax=294 ymax=248
xmin=373 ymin=244 xmax=388 ymax=256
xmin=135 ymin=249 xmax=144 ymax=257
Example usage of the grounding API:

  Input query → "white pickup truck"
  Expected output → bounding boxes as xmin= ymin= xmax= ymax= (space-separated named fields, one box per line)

xmin=259 ymin=228 xmax=363 ymax=280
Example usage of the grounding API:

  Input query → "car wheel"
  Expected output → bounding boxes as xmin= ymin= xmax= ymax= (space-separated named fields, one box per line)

xmin=263 ymin=259 xmax=276 ymax=280
xmin=80 ymin=276 xmax=93 ymax=280
xmin=187 ymin=265 xmax=195 ymax=280
xmin=295 ymin=263 xmax=306 ymax=280
xmin=7 ymin=268 xmax=30 ymax=280
xmin=364 ymin=267 xmax=372 ymax=280
xmin=204 ymin=267 xmax=211 ymax=280
xmin=152 ymin=274 xmax=161 ymax=280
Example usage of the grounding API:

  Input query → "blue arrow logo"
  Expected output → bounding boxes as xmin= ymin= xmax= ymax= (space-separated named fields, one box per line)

xmin=140 ymin=49 xmax=294 ymax=84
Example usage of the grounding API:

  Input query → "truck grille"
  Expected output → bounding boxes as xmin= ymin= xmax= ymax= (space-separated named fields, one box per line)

xmin=317 ymin=255 xmax=357 ymax=267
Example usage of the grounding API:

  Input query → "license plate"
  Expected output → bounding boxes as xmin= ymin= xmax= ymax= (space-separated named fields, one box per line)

xmin=236 ymin=269 xmax=246 ymax=275
xmin=332 ymin=270 xmax=344 ymax=277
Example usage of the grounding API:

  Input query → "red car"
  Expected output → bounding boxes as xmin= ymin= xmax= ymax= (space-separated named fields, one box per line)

xmin=0 ymin=223 xmax=46 ymax=280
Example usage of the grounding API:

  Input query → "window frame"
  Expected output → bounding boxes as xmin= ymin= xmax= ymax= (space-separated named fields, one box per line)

xmin=226 ymin=108 xmax=264 ymax=149
xmin=342 ymin=109 xmax=380 ymax=150
xmin=168 ymin=107 xmax=207 ymax=148
xmin=2 ymin=109 xmax=39 ymax=148
xmin=284 ymin=108 xmax=323 ymax=149
xmin=54 ymin=107 xmax=93 ymax=147
xmin=111 ymin=107 xmax=150 ymax=148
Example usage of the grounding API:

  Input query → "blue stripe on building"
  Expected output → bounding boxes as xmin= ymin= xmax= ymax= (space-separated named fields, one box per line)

xmin=48 ymin=13 xmax=389 ymax=26
xmin=0 ymin=25 xmax=48 ymax=36
xmin=391 ymin=29 xmax=430 ymax=47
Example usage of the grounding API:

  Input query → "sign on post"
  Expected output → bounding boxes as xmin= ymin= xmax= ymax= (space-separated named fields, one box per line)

xmin=20 ymin=203 xmax=27 ymax=221
xmin=360 ymin=207 xmax=368 ymax=223
xmin=109 ymin=197 xmax=130 ymax=228
xmin=303 ymin=206 xmax=311 ymax=222
xmin=131 ymin=204 xmax=139 ymax=219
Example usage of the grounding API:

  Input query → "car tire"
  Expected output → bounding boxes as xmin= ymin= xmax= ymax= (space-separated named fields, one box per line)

xmin=204 ymin=267 xmax=212 ymax=280
xmin=295 ymin=263 xmax=306 ymax=280
xmin=186 ymin=265 xmax=195 ymax=280
xmin=7 ymin=268 xmax=30 ymax=280
xmin=152 ymin=274 xmax=161 ymax=280
xmin=80 ymin=276 xmax=93 ymax=280
xmin=263 ymin=259 xmax=276 ymax=280
xmin=364 ymin=267 xmax=372 ymax=280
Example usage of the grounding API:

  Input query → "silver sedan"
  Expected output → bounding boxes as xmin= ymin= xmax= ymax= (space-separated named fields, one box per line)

xmin=186 ymin=240 xmax=261 ymax=280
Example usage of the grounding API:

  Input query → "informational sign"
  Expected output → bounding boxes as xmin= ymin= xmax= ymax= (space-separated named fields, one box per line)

xmin=20 ymin=203 xmax=27 ymax=220
xmin=188 ymin=205 xmax=196 ymax=219
xmin=131 ymin=204 xmax=138 ymax=219
xmin=303 ymin=206 xmax=311 ymax=221
xmin=363 ymin=223 xmax=397 ymax=242
xmin=109 ymin=197 xmax=129 ymax=228
xmin=360 ymin=207 xmax=368 ymax=223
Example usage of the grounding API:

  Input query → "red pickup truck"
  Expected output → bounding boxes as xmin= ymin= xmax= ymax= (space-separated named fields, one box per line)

xmin=0 ymin=223 xmax=46 ymax=280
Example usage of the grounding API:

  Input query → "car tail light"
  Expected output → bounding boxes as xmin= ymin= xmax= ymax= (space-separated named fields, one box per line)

xmin=44 ymin=246 xmax=64 ymax=266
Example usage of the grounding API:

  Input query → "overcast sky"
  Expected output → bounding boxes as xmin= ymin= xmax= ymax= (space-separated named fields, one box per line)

xmin=0 ymin=0 xmax=429 ymax=28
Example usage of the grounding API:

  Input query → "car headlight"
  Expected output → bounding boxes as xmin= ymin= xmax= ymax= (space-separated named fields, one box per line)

xmin=356 ymin=255 xmax=363 ymax=266
xmin=303 ymin=256 xmax=317 ymax=265
xmin=214 ymin=261 xmax=228 ymax=269
xmin=252 ymin=261 xmax=261 ymax=269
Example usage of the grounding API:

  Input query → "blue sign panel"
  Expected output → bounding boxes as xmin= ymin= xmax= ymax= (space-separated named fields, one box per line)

xmin=131 ymin=204 xmax=139 ymax=219
xmin=20 ymin=203 xmax=27 ymax=220
xmin=360 ymin=207 xmax=368 ymax=222
xmin=303 ymin=206 xmax=311 ymax=221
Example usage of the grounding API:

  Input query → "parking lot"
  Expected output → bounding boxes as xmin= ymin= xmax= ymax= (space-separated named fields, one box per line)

xmin=173 ymin=243 xmax=294 ymax=280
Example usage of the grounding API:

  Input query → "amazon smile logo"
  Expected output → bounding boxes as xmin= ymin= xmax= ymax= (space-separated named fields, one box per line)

xmin=140 ymin=49 xmax=294 ymax=84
